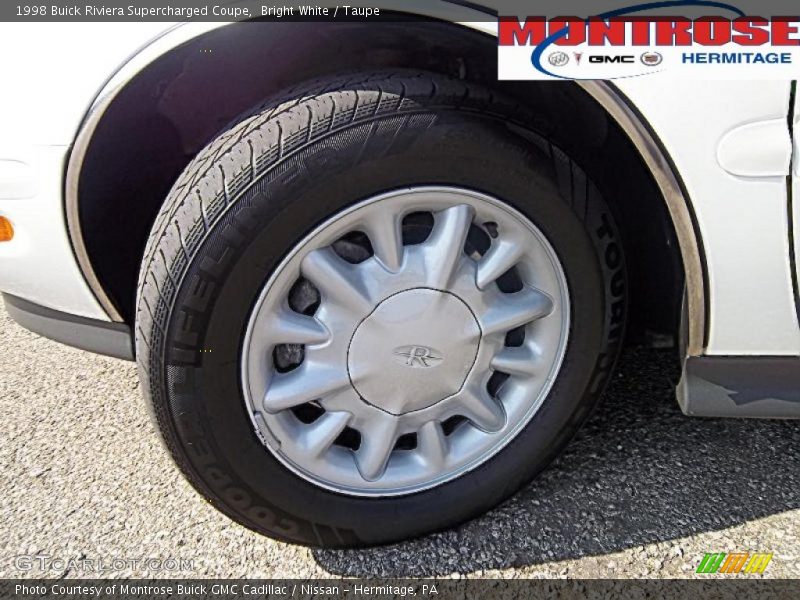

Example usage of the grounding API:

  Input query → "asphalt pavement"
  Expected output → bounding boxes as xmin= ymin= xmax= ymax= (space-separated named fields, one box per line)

xmin=1 ymin=304 xmax=798 ymax=579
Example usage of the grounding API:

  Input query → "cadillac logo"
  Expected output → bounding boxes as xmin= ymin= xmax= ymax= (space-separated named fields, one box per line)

xmin=641 ymin=51 xmax=663 ymax=66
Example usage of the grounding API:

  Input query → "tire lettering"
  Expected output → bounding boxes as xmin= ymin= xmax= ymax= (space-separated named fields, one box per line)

xmin=595 ymin=212 xmax=616 ymax=241
xmin=605 ymin=241 xmax=622 ymax=270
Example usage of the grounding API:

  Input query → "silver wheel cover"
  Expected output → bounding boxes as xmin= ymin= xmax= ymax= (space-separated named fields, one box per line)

xmin=241 ymin=187 xmax=570 ymax=496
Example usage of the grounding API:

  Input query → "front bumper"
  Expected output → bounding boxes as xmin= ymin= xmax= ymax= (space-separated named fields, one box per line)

xmin=3 ymin=293 xmax=133 ymax=360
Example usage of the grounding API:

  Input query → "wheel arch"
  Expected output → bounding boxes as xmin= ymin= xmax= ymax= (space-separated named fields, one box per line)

xmin=65 ymin=18 xmax=705 ymax=355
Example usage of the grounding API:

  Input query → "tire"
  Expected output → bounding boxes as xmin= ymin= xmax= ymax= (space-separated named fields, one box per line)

xmin=135 ymin=70 xmax=626 ymax=547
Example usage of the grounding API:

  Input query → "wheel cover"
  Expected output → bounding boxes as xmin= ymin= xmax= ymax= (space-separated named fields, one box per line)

xmin=241 ymin=187 xmax=570 ymax=496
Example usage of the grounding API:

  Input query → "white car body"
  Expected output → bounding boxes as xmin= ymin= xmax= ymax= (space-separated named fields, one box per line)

xmin=0 ymin=6 xmax=798 ymax=417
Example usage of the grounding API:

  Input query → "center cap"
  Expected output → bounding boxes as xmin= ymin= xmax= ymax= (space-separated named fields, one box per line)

xmin=347 ymin=288 xmax=481 ymax=415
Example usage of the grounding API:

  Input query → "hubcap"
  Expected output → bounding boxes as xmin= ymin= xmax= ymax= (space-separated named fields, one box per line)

xmin=348 ymin=288 xmax=481 ymax=415
xmin=241 ymin=187 xmax=570 ymax=495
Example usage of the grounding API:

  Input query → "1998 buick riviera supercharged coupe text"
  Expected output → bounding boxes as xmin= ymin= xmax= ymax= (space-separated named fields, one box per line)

xmin=1 ymin=5 xmax=799 ymax=546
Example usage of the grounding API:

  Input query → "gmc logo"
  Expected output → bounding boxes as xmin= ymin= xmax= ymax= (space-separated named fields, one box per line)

xmin=590 ymin=55 xmax=636 ymax=63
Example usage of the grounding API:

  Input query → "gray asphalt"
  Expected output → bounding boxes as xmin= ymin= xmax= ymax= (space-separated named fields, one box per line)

xmin=1 ymin=304 xmax=798 ymax=579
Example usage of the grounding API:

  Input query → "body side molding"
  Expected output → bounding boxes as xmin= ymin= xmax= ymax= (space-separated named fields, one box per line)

xmin=679 ymin=356 xmax=800 ymax=418
xmin=3 ymin=293 xmax=134 ymax=360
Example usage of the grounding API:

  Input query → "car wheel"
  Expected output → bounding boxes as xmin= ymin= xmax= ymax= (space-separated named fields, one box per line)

xmin=135 ymin=71 xmax=626 ymax=546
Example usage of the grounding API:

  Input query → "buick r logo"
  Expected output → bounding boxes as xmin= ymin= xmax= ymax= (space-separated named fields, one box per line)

xmin=392 ymin=345 xmax=443 ymax=368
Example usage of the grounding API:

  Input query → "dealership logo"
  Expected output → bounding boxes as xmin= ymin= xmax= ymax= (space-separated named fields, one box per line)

xmin=497 ymin=0 xmax=800 ymax=80
xmin=548 ymin=51 xmax=570 ymax=66
xmin=696 ymin=552 xmax=773 ymax=574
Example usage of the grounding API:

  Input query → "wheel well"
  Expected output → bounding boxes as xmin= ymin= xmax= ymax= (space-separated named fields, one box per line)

xmin=76 ymin=19 xmax=684 ymax=346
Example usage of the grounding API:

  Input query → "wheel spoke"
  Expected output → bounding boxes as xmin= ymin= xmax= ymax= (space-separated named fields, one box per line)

xmin=301 ymin=248 xmax=372 ymax=313
xmin=265 ymin=310 xmax=329 ymax=345
xmin=263 ymin=362 xmax=350 ymax=413
xmin=458 ymin=386 xmax=506 ymax=432
xmin=491 ymin=346 xmax=539 ymax=377
xmin=418 ymin=421 xmax=447 ymax=471
xmin=481 ymin=287 xmax=554 ymax=335
xmin=363 ymin=211 xmax=403 ymax=272
xmin=424 ymin=204 xmax=474 ymax=288
xmin=354 ymin=413 xmax=399 ymax=481
xmin=476 ymin=240 xmax=524 ymax=290
xmin=300 ymin=411 xmax=352 ymax=457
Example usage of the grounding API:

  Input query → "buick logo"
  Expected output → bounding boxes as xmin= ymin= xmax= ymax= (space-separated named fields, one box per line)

xmin=548 ymin=51 xmax=570 ymax=67
xmin=392 ymin=345 xmax=443 ymax=368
